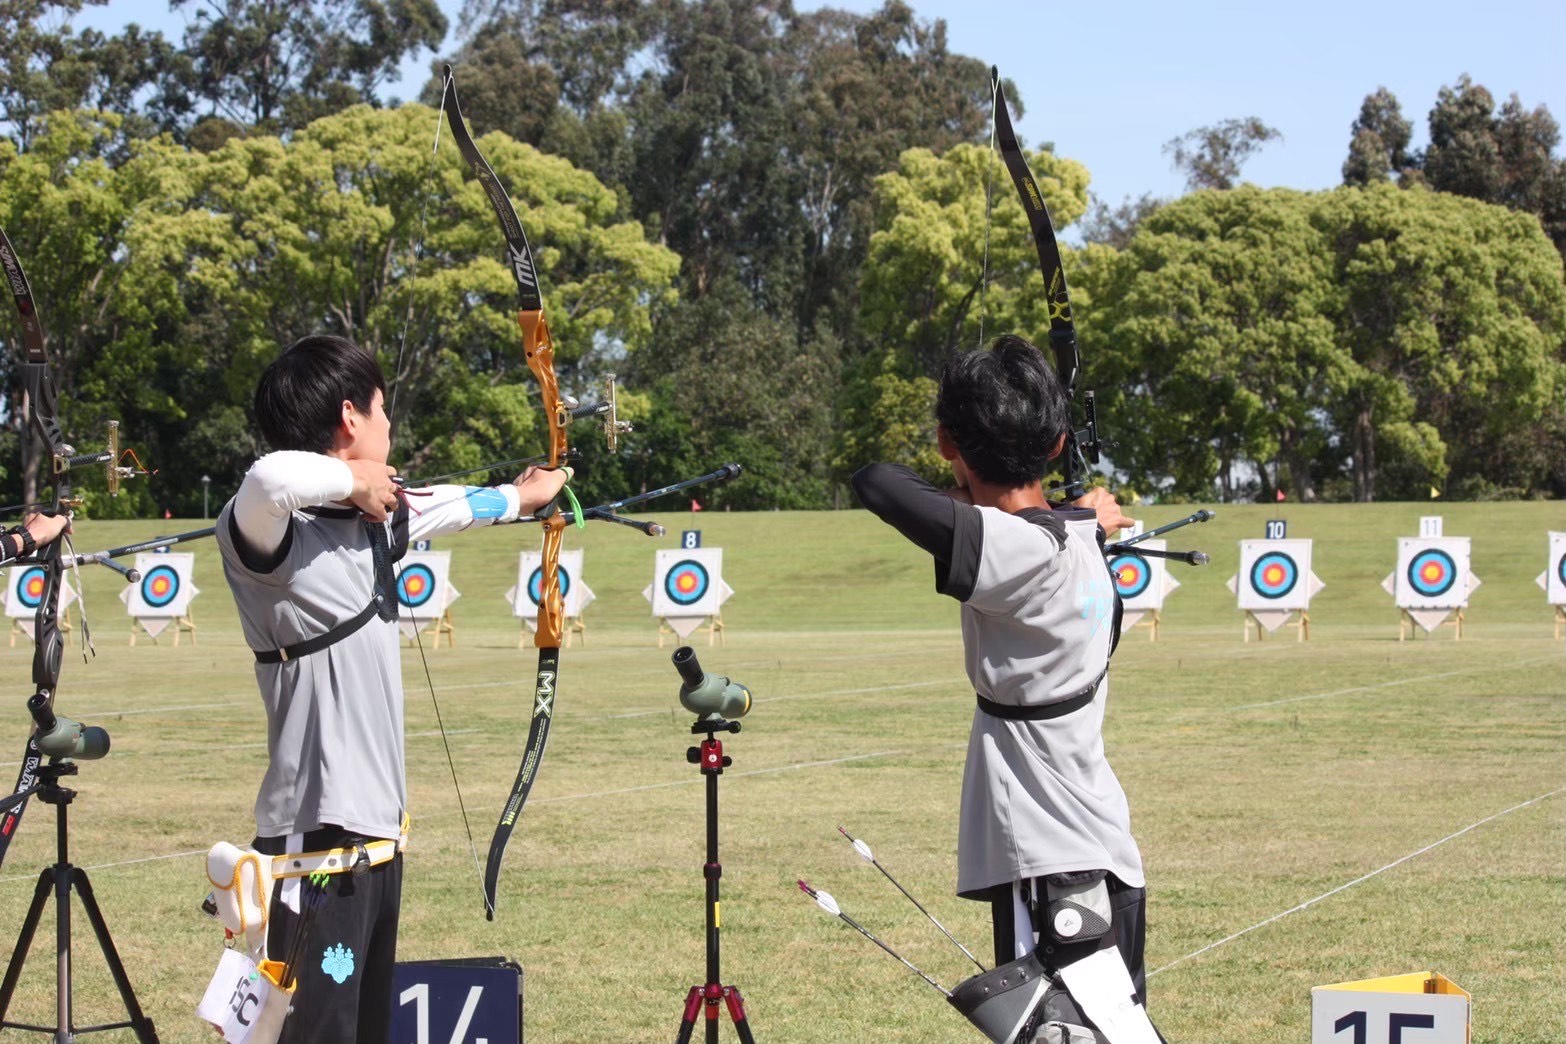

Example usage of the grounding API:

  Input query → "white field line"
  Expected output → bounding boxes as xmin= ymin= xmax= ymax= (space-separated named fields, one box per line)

xmin=1225 ymin=653 xmax=1562 ymax=711
xmin=0 ymin=742 xmax=969 ymax=883
xmin=1147 ymin=787 xmax=1566 ymax=978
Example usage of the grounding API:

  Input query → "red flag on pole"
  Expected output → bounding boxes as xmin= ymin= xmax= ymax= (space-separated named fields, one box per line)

xmin=691 ymin=498 xmax=703 ymax=512
xmin=1275 ymin=489 xmax=1286 ymax=502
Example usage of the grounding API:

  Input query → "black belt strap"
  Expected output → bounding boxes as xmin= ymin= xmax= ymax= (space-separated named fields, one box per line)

xmin=976 ymin=669 xmax=1107 ymax=721
xmin=254 ymin=599 xmax=381 ymax=664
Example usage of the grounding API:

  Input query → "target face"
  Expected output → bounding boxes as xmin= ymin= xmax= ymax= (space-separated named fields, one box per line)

xmin=526 ymin=565 xmax=572 ymax=606
xmin=1236 ymin=539 xmax=1315 ymax=611
xmin=1394 ymin=536 xmax=1472 ymax=610
xmin=139 ymin=564 xmax=181 ymax=609
xmin=14 ymin=565 xmax=47 ymax=610
xmin=664 ymin=560 xmax=710 ymax=607
xmin=651 ymin=547 xmax=726 ymax=618
xmin=398 ymin=563 xmax=437 ymax=609
xmin=1250 ymin=551 xmax=1299 ymax=600
xmin=1557 ymin=552 xmax=1565 ymax=588
xmin=1406 ymin=548 xmax=1457 ymax=598
xmin=1110 ymin=554 xmax=1151 ymax=599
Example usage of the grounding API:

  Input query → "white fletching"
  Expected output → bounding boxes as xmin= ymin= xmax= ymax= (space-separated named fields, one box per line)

xmin=813 ymin=889 xmax=841 ymax=917
xmin=852 ymin=838 xmax=874 ymax=862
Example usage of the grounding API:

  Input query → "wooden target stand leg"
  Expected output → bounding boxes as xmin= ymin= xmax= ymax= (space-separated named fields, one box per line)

xmin=429 ymin=609 xmax=456 ymax=650
xmin=1296 ymin=611 xmax=1309 ymax=642
xmin=173 ymin=609 xmax=196 ymax=647
xmin=1554 ymin=606 xmax=1565 ymax=640
xmin=1243 ymin=611 xmax=1264 ymax=643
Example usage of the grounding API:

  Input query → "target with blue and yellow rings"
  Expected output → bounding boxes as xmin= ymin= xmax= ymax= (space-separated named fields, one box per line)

xmin=1249 ymin=551 xmax=1299 ymax=600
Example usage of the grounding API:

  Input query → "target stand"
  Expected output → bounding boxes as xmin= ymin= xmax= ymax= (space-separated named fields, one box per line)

xmin=1125 ymin=609 xmax=1162 ymax=642
xmin=10 ymin=608 xmax=70 ymax=647
xmin=1244 ymin=609 xmax=1309 ymax=643
xmin=1399 ymin=607 xmax=1464 ymax=641
xmin=659 ymin=613 xmax=725 ymax=649
xmin=128 ymin=609 xmax=196 ymax=646
xmin=406 ymin=608 xmax=457 ymax=650
xmin=1554 ymin=606 xmax=1566 ymax=641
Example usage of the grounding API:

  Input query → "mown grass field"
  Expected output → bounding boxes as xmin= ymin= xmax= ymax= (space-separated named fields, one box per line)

xmin=0 ymin=501 xmax=1561 ymax=1042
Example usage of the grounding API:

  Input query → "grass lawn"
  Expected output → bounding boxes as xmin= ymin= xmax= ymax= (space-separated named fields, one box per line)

xmin=0 ymin=501 xmax=1560 ymax=1041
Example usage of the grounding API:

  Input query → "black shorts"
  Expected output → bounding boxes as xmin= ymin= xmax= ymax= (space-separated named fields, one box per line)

xmin=254 ymin=826 xmax=403 ymax=1044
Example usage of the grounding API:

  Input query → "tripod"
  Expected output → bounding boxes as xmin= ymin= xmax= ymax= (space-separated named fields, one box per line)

xmin=0 ymin=761 xmax=158 ymax=1042
xmin=674 ymin=718 xmax=755 ymax=1044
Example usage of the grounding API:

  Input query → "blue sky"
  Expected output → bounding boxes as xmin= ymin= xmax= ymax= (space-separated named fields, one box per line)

xmin=85 ymin=0 xmax=1565 ymax=211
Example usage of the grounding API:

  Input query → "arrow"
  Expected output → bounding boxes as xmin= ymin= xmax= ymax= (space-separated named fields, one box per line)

xmin=839 ymin=826 xmax=986 ymax=973
xmin=797 ymin=879 xmax=950 ymax=997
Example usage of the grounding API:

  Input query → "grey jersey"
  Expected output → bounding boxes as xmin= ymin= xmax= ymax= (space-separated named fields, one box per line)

xmin=951 ymin=504 xmax=1145 ymax=896
xmin=217 ymin=503 xmax=407 ymax=840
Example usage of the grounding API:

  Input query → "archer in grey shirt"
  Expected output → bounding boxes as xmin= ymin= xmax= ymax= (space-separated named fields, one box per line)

xmin=852 ymin=463 xmax=1143 ymax=898
xmin=219 ymin=450 xmax=530 ymax=842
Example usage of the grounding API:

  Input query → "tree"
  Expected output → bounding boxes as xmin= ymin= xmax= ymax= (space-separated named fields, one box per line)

xmin=1080 ymin=192 xmax=1162 ymax=249
xmin=0 ymin=1 xmax=181 ymax=149
xmin=169 ymin=0 xmax=447 ymax=135
xmin=1163 ymin=117 xmax=1281 ymax=192
xmin=1342 ymin=87 xmax=1412 ymax=186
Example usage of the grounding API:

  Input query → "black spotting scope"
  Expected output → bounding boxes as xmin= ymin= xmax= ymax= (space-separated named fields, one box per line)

xmin=28 ymin=692 xmax=110 ymax=761
xmin=673 ymin=647 xmax=752 ymax=722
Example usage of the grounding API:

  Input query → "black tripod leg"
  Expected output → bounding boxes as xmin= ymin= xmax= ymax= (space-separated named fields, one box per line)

xmin=724 ymin=986 xmax=756 ymax=1044
xmin=675 ymin=986 xmax=702 ymax=1044
xmin=0 ymin=869 xmax=52 ymax=1021
xmin=73 ymin=869 xmax=158 ymax=1042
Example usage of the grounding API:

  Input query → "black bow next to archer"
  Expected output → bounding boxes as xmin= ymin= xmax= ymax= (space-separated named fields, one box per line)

xmin=989 ymin=67 xmax=1211 ymax=567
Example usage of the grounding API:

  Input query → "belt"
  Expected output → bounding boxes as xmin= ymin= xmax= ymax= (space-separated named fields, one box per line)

xmin=975 ymin=669 xmax=1106 ymax=721
xmin=271 ymin=814 xmax=410 ymax=879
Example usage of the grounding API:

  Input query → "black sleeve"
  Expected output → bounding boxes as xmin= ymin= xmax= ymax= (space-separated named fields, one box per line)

xmin=227 ymin=511 xmax=294 ymax=574
xmin=850 ymin=463 xmax=982 ymax=601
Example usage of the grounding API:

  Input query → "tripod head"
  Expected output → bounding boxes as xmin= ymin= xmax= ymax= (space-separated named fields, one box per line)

xmin=672 ymin=646 xmax=751 ymax=723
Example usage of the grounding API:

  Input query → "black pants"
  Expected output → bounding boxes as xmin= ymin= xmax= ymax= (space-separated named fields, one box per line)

xmin=990 ymin=876 xmax=1151 ymax=1005
xmin=255 ymin=827 xmax=402 ymax=1044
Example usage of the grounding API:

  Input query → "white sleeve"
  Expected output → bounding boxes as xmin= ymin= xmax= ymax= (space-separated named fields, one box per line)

xmin=404 ymin=483 xmax=525 ymax=542
xmin=231 ymin=452 xmax=355 ymax=555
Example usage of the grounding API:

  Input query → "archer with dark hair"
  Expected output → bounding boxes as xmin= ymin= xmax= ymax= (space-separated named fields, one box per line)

xmin=853 ymin=335 xmax=1167 ymax=1041
xmin=213 ymin=333 xmax=571 ymax=1044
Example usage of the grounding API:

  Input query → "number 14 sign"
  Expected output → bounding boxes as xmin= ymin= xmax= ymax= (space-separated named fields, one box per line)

xmin=1311 ymin=972 xmax=1469 ymax=1044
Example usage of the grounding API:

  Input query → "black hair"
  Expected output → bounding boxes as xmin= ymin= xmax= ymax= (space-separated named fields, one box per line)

xmin=253 ymin=334 xmax=386 ymax=453
xmin=935 ymin=334 xmax=1070 ymax=487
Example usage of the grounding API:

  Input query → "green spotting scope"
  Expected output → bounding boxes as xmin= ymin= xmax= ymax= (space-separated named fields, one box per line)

xmin=673 ymin=646 xmax=751 ymax=722
xmin=28 ymin=692 xmax=110 ymax=761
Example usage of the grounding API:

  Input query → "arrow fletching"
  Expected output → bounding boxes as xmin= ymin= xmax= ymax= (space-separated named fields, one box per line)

xmin=798 ymin=879 xmax=841 ymax=917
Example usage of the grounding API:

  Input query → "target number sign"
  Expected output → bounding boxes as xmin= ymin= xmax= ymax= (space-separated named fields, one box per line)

xmin=1265 ymin=519 xmax=1288 ymax=540
xmin=1394 ymin=537 xmax=1471 ymax=610
xmin=1237 ymin=539 xmax=1314 ymax=611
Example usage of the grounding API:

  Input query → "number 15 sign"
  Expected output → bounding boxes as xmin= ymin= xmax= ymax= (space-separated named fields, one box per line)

xmin=1311 ymin=972 xmax=1469 ymax=1044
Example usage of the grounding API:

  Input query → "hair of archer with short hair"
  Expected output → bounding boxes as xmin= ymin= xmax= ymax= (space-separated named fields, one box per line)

xmin=253 ymin=334 xmax=387 ymax=453
xmin=935 ymin=334 xmax=1071 ymax=487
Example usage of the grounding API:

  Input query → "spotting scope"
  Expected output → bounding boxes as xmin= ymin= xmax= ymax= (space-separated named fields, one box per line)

xmin=28 ymin=692 xmax=110 ymax=761
xmin=673 ymin=647 xmax=752 ymax=722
